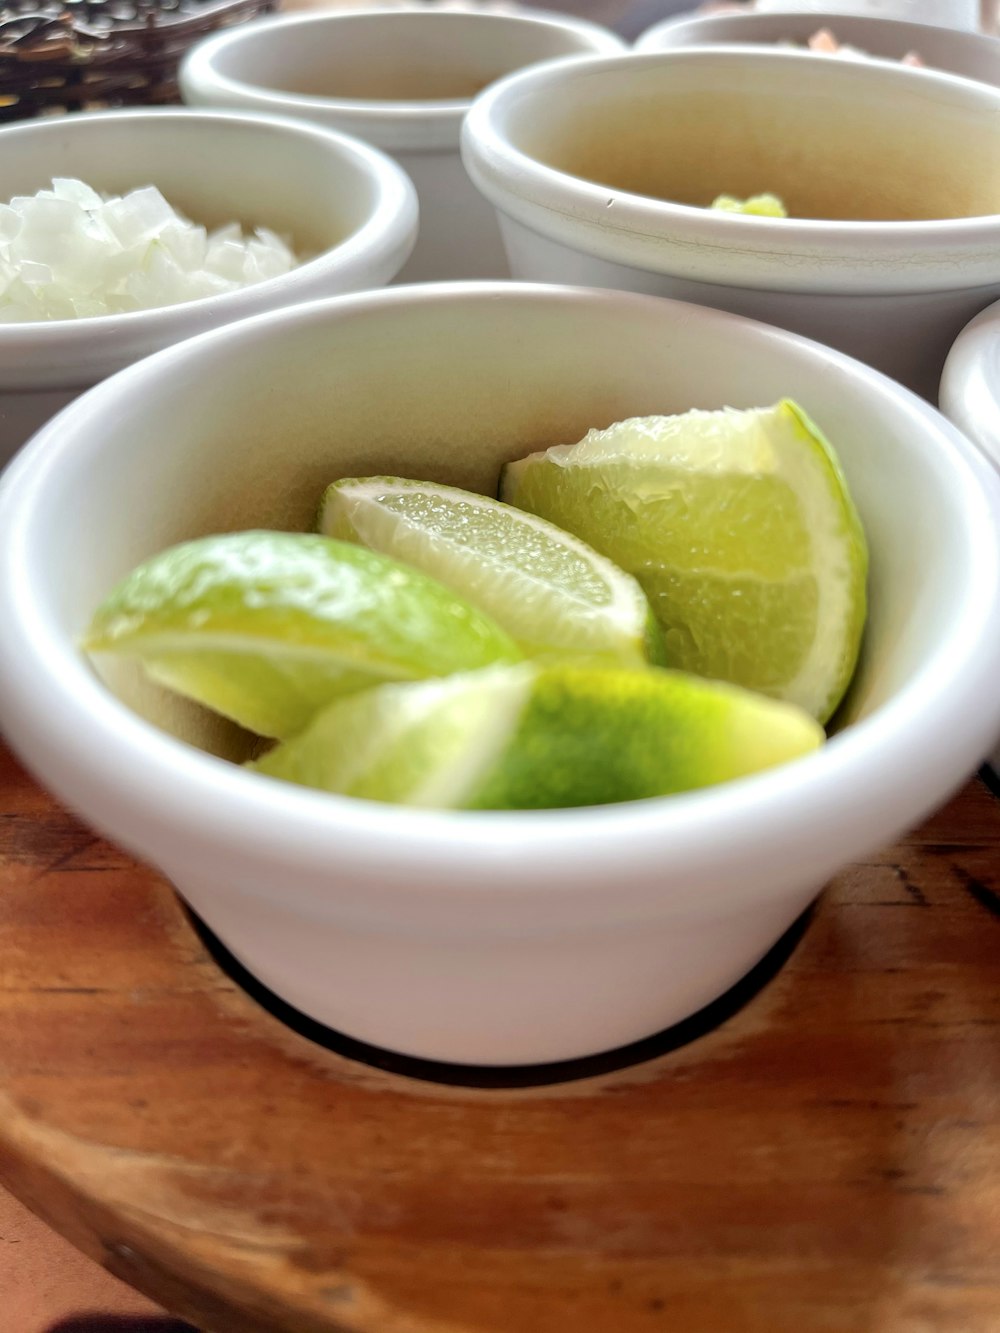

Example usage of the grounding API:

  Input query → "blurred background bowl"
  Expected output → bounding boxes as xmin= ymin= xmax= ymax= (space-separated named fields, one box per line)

xmin=750 ymin=0 xmax=980 ymax=29
xmin=633 ymin=8 xmax=1000 ymax=84
xmin=462 ymin=47 xmax=1000 ymax=396
xmin=180 ymin=5 xmax=624 ymax=282
xmin=940 ymin=298 xmax=1000 ymax=472
xmin=939 ymin=296 xmax=1000 ymax=780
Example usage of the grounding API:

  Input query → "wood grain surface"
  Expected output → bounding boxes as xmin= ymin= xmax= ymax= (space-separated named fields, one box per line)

xmin=0 ymin=739 xmax=998 ymax=1333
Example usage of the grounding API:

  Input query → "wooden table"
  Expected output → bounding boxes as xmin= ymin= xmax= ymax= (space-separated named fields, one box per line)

xmin=1 ymin=740 xmax=998 ymax=1332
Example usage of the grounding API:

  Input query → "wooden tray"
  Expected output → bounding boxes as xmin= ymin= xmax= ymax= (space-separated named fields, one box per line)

xmin=1 ymin=740 xmax=998 ymax=1332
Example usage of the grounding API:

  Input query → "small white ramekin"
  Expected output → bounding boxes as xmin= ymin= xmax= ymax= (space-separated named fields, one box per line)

xmin=0 ymin=107 xmax=417 ymax=469
xmin=1 ymin=283 xmax=997 ymax=1066
xmin=180 ymin=6 xmax=623 ymax=284
xmin=634 ymin=9 xmax=1000 ymax=85
xmin=939 ymin=296 xmax=1000 ymax=779
xmin=752 ymin=0 xmax=980 ymax=29
xmin=462 ymin=48 xmax=1000 ymax=397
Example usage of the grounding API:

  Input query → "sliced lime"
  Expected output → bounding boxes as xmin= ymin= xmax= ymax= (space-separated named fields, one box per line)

xmin=252 ymin=663 xmax=825 ymax=810
xmin=83 ymin=531 xmax=521 ymax=738
xmin=501 ymin=400 xmax=867 ymax=723
xmin=319 ymin=476 xmax=662 ymax=667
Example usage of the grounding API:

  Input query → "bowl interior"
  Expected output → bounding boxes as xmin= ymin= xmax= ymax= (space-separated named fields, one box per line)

xmin=204 ymin=11 xmax=615 ymax=104
xmin=19 ymin=288 xmax=983 ymax=767
xmin=507 ymin=52 xmax=1000 ymax=221
xmin=0 ymin=113 xmax=377 ymax=258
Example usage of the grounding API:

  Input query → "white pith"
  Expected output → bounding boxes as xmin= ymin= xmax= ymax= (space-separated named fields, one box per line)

xmin=327 ymin=477 xmax=648 ymax=645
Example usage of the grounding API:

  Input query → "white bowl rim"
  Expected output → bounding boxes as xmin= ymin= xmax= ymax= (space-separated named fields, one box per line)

xmin=180 ymin=6 xmax=625 ymax=129
xmin=940 ymin=296 xmax=1000 ymax=471
xmin=0 ymin=106 xmax=418 ymax=351
xmin=633 ymin=8 xmax=1000 ymax=58
xmin=0 ymin=282 xmax=998 ymax=896
xmin=461 ymin=46 xmax=1000 ymax=287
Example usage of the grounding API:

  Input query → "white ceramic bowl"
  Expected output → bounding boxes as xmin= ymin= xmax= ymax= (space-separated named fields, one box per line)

xmin=0 ymin=108 xmax=417 ymax=470
xmin=752 ymin=0 xmax=980 ymax=28
xmin=462 ymin=48 xmax=1000 ymax=396
xmin=634 ymin=9 xmax=1000 ymax=85
xmin=940 ymin=299 xmax=1000 ymax=471
xmin=939 ymin=297 xmax=1000 ymax=778
xmin=179 ymin=6 xmax=624 ymax=284
xmin=1 ymin=283 xmax=998 ymax=1067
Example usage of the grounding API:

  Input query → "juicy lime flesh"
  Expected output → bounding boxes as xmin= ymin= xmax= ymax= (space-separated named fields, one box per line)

xmin=138 ymin=652 xmax=384 ymax=742
xmin=253 ymin=664 xmax=825 ymax=811
xmin=503 ymin=469 xmax=818 ymax=694
xmin=320 ymin=477 xmax=663 ymax=667
xmin=83 ymin=531 xmax=522 ymax=738
xmin=254 ymin=668 xmax=524 ymax=808
xmin=501 ymin=401 xmax=867 ymax=724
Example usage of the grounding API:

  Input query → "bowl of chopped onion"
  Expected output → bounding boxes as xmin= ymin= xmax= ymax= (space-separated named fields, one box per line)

xmin=0 ymin=107 xmax=418 ymax=467
xmin=633 ymin=10 xmax=1000 ymax=86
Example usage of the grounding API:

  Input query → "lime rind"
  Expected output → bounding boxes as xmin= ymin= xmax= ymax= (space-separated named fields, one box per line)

xmin=772 ymin=401 xmax=868 ymax=723
xmin=252 ymin=664 xmax=824 ymax=811
xmin=83 ymin=531 xmax=522 ymax=738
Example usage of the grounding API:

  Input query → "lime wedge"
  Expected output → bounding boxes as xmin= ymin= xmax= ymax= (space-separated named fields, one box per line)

xmin=252 ymin=663 xmax=825 ymax=810
xmin=83 ymin=531 xmax=521 ymax=738
xmin=500 ymin=400 xmax=867 ymax=724
xmin=319 ymin=476 xmax=662 ymax=667
xmin=711 ymin=193 xmax=788 ymax=217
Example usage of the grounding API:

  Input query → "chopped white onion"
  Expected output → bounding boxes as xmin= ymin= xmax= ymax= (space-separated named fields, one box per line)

xmin=0 ymin=180 xmax=300 ymax=322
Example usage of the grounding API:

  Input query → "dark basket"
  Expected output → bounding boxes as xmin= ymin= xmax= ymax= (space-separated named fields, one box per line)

xmin=0 ymin=0 xmax=278 ymax=122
